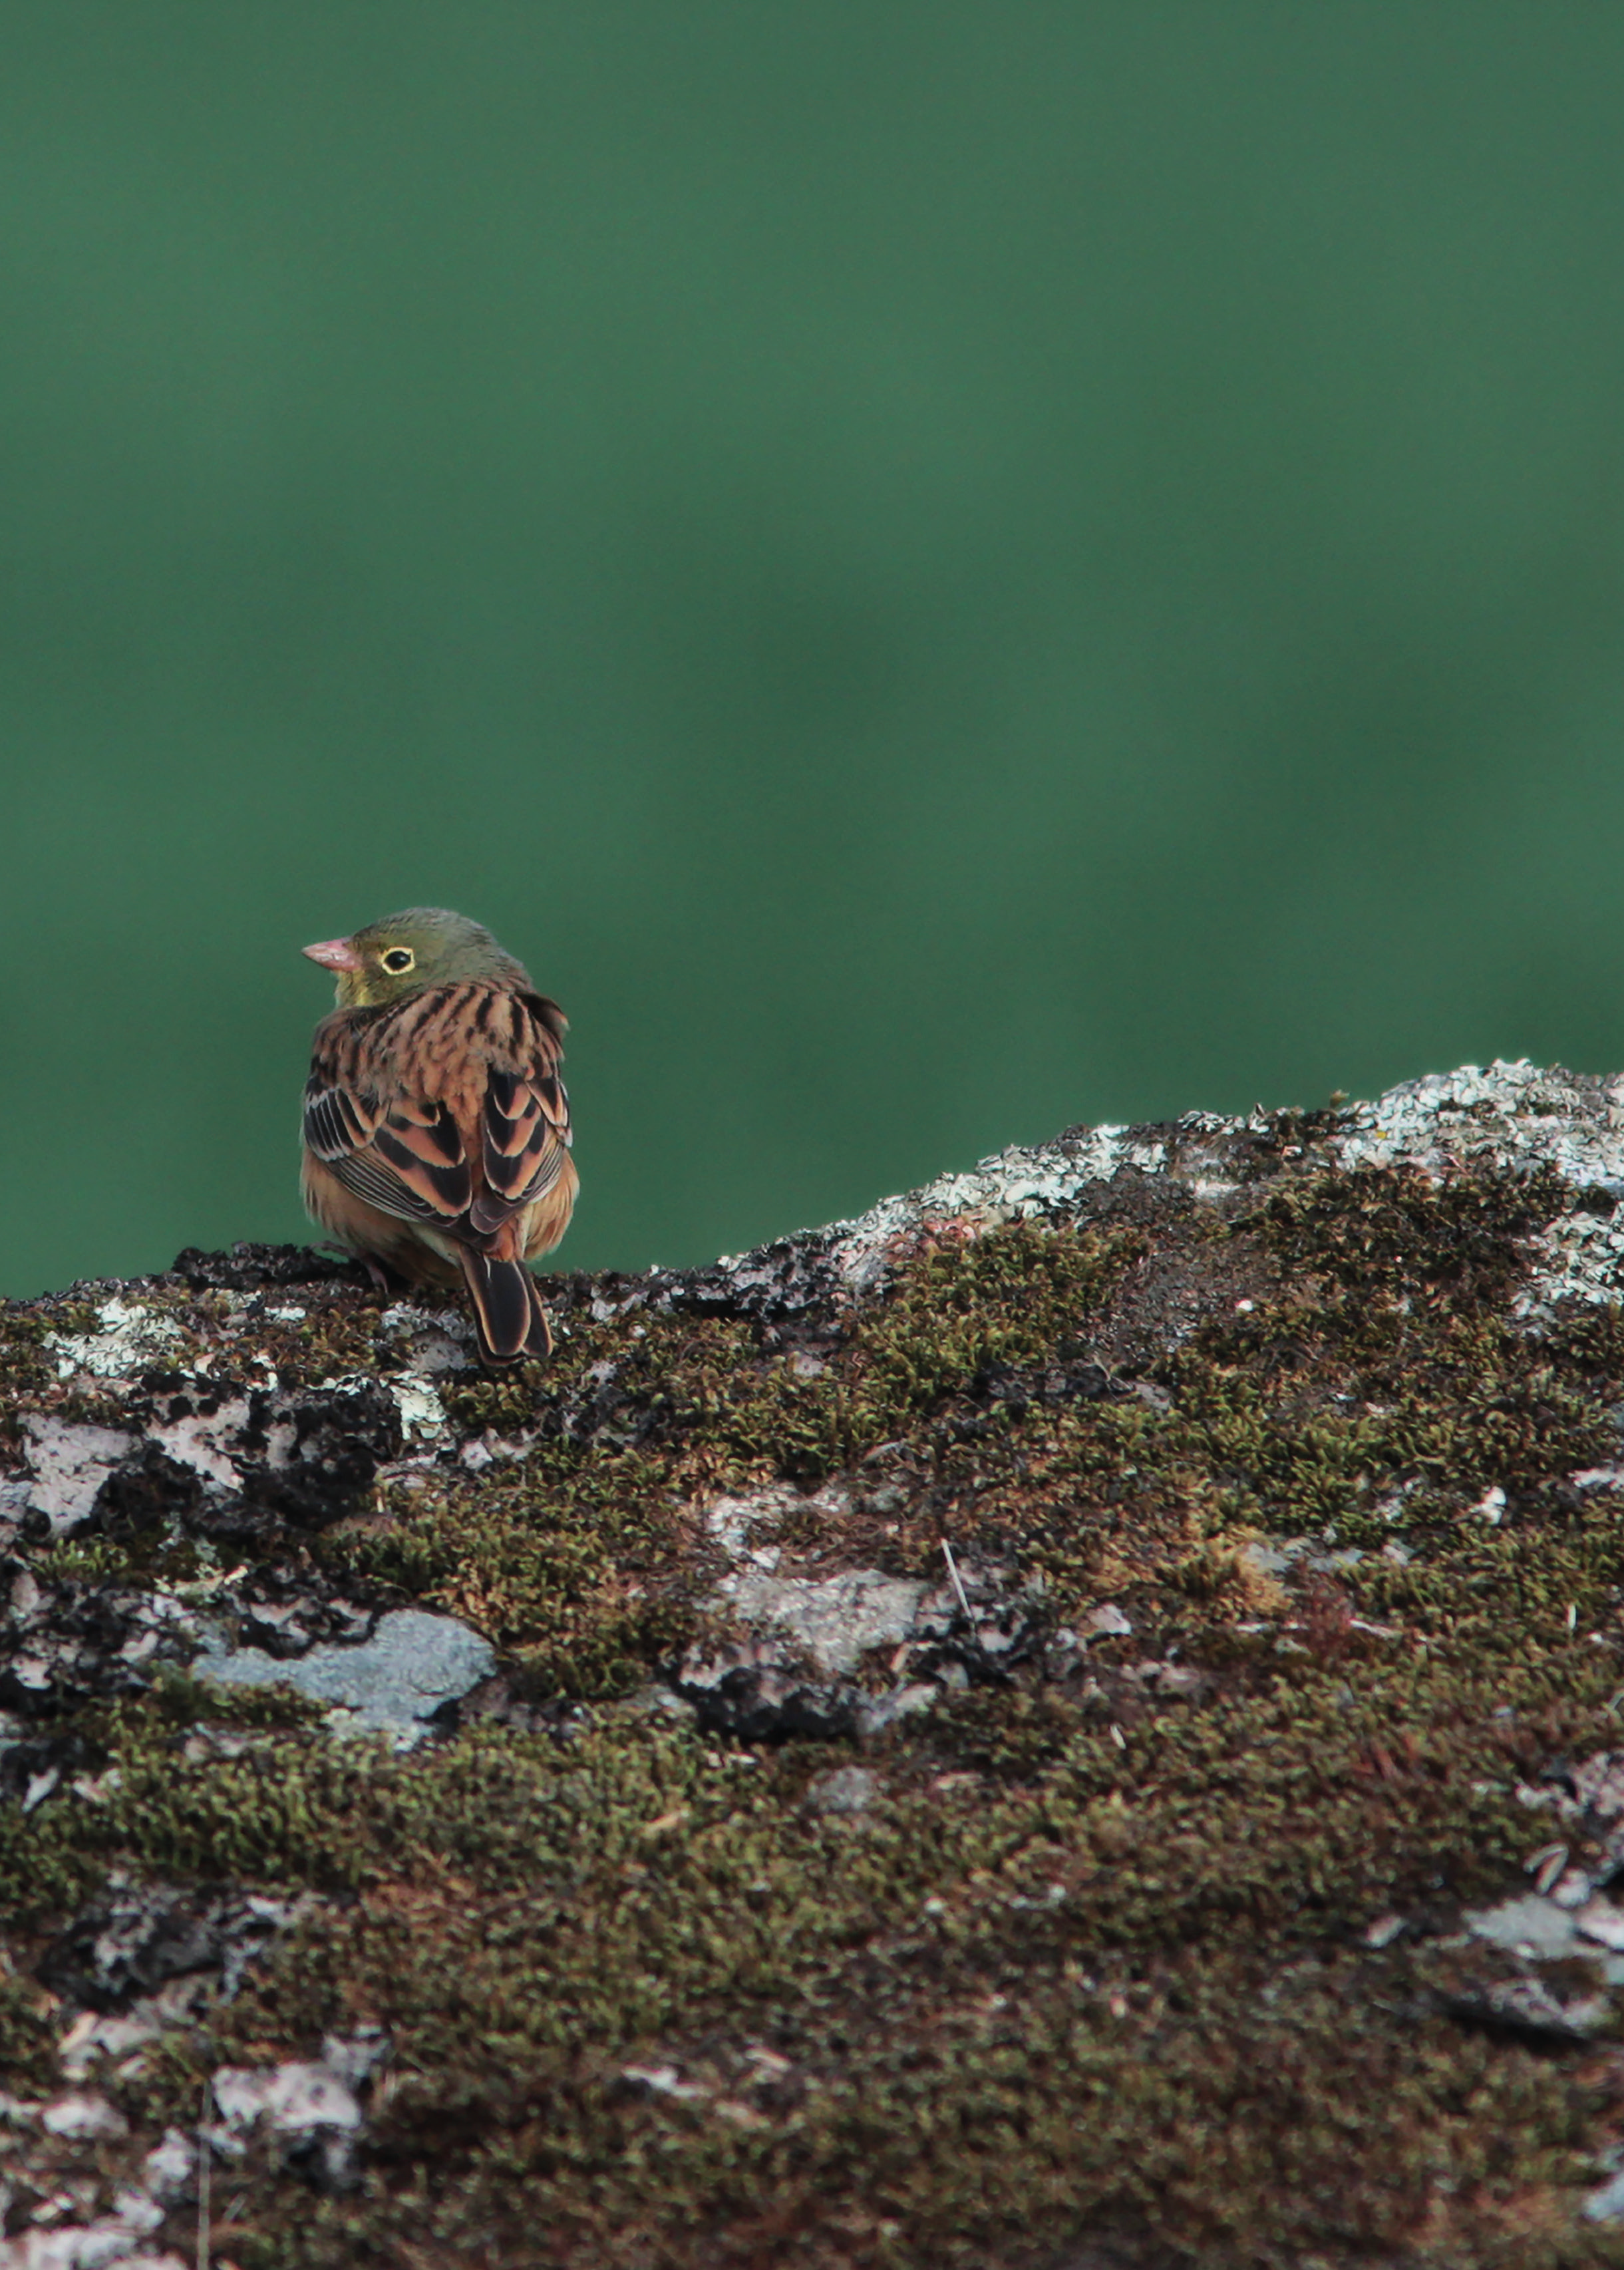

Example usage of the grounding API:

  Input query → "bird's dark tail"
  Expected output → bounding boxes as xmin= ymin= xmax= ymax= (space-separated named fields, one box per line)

xmin=456 ymin=1246 xmax=553 ymax=1365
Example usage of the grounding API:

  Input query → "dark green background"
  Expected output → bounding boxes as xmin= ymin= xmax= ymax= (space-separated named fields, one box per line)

xmin=5 ymin=5 xmax=1623 ymax=1296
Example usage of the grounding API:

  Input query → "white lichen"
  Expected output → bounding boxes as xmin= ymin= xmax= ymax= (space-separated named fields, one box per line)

xmin=1331 ymin=1060 xmax=1624 ymax=1311
xmin=827 ymin=1126 xmax=1170 ymax=1293
xmin=46 ymin=1297 xmax=188 ymax=1382
xmin=19 ymin=1416 xmax=136 ymax=1536
xmin=806 ymin=1061 xmax=1624 ymax=1314
xmin=388 ymin=1374 xmax=450 ymax=1444
xmin=369 ymin=1303 xmax=475 ymax=1444
xmin=721 ymin=1568 xmax=936 ymax=1678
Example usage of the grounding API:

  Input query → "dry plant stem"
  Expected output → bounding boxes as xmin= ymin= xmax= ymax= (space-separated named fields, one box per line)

xmin=940 ymin=1534 xmax=973 ymax=1619
xmin=196 ymin=2078 xmax=210 ymax=2270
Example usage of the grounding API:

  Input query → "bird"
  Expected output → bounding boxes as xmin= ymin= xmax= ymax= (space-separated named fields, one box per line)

xmin=299 ymin=907 xmax=577 ymax=1365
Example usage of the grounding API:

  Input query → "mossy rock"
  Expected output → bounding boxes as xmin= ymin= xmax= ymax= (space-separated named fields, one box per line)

xmin=8 ymin=1064 xmax=1624 ymax=2265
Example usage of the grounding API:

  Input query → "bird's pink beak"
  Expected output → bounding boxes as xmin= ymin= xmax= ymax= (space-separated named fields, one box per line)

xmin=302 ymin=936 xmax=364 ymax=973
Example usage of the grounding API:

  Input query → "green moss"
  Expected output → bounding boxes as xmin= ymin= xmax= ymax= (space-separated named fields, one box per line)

xmin=138 ymin=1664 xmax=335 ymax=1732
xmin=326 ymin=1224 xmax=1141 ymax=1695
xmin=818 ymin=1218 xmax=1143 ymax=1462
xmin=0 ymin=1791 xmax=106 ymax=1921
xmin=0 ymin=1308 xmax=53 ymax=1433
xmin=60 ymin=1689 xmax=1624 ymax=2266
xmin=34 ymin=1528 xmax=214 ymax=1590
xmin=0 ymin=1965 xmax=59 ymax=2091
xmin=257 ymin=1289 xmax=391 ymax=1389
xmin=336 ymin=1452 xmax=704 ymax=1697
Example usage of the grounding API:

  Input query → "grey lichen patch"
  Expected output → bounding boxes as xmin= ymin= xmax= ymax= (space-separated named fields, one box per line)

xmin=826 ymin=1120 xmax=1180 ymax=1293
xmin=721 ymin=1565 xmax=933 ymax=1676
xmin=195 ymin=1607 xmax=495 ymax=1745
xmin=14 ymin=1413 xmax=137 ymax=1535
xmin=44 ymin=1293 xmax=193 ymax=1382
xmin=14 ymin=1074 xmax=1624 ymax=2265
xmin=1333 ymin=1058 xmax=1624 ymax=1313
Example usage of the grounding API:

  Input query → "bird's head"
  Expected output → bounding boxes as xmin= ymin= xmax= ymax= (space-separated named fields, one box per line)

xmin=302 ymin=907 xmax=532 ymax=1007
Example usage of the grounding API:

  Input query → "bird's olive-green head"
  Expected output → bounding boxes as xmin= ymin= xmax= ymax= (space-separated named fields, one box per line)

xmin=302 ymin=907 xmax=533 ymax=1007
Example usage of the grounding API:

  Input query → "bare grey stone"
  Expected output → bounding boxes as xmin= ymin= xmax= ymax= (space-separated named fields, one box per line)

xmin=1575 ymin=1898 xmax=1624 ymax=1951
xmin=852 ymin=1681 xmax=943 ymax=1736
xmin=1462 ymin=1893 xmax=1583 ymax=1960
xmin=722 ymin=1569 xmax=927 ymax=1677
xmin=1586 ymin=2165 xmax=1624 ymax=2222
xmin=212 ymin=2060 xmax=361 ymax=2134
xmin=1571 ymin=1751 xmax=1624 ymax=1820
xmin=805 ymin=1766 xmax=880 ymax=1815
xmin=21 ymin=1415 xmax=135 ymax=1536
xmin=140 ymin=2125 xmax=197 ymax=2206
xmin=196 ymin=1608 xmax=494 ymax=1745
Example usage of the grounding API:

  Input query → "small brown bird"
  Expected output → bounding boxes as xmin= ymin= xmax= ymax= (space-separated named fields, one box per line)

xmin=299 ymin=907 xmax=577 ymax=1364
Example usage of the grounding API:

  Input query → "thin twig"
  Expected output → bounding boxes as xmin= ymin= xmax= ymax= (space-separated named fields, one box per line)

xmin=940 ymin=1536 xmax=971 ymax=1621
xmin=196 ymin=2077 xmax=211 ymax=2270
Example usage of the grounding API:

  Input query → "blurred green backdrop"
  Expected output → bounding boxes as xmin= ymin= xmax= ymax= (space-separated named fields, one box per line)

xmin=5 ymin=3 xmax=1624 ymax=1295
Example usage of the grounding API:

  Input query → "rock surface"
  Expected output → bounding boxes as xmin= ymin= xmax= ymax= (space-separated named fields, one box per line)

xmin=194 ymin=1607 xmax=495 ymax=1745
xmin=9 ymin=1061 xmax=1624 ymax=2262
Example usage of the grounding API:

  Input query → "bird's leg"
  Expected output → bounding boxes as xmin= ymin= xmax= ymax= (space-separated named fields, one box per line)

xmin=315 ymin=1240 xmax=400 ymax=1297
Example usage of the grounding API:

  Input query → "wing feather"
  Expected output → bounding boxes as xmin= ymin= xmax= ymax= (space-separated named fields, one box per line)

xmin=303 ymin=985 xmax=571 ymax=1245
xmin=327 ymin=1150 xmax=448 ymax=1224
xmin=474 ymin=1046 xmax=570 ymax=1229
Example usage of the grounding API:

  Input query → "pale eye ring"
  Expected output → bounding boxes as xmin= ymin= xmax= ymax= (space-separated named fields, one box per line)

xmin=381 ymin=948 xmax=414 ymax=974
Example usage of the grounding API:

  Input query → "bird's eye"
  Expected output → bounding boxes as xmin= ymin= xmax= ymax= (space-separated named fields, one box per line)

xmin=381 ymin=948 xmax=414 ymax=974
